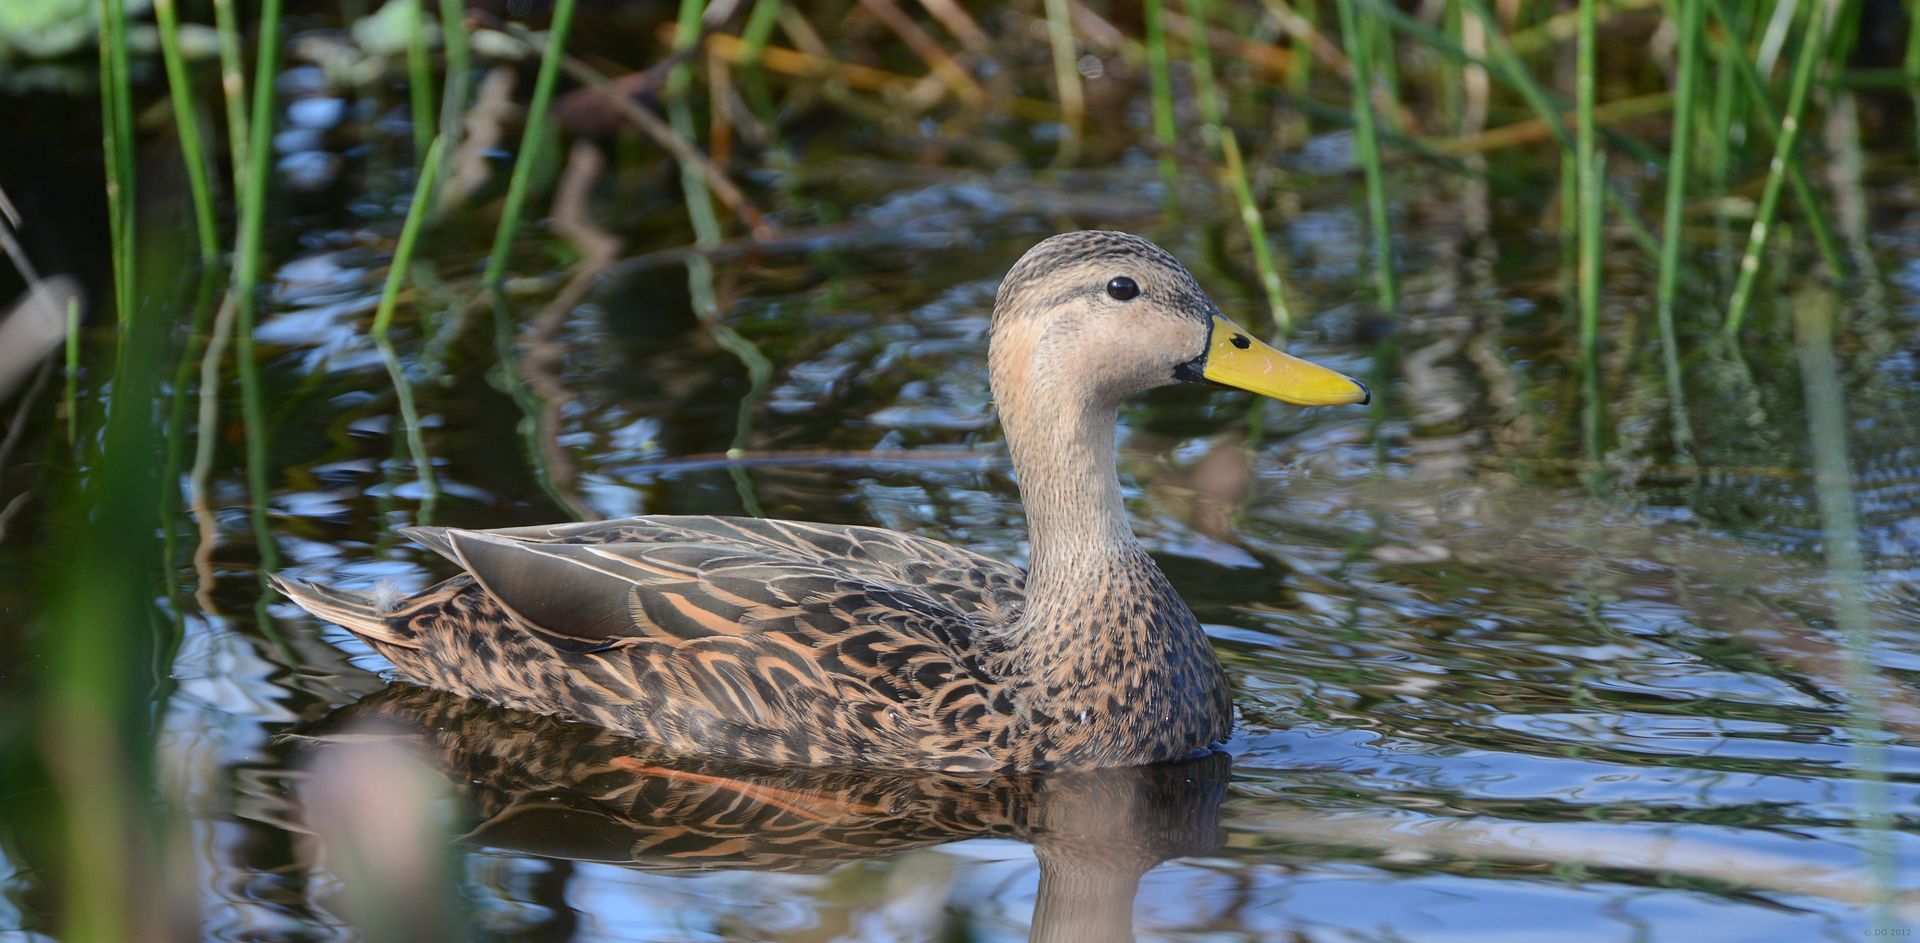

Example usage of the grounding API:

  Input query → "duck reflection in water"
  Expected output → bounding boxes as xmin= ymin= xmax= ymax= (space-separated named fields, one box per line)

xmin=299 ymin=684 xmax=1231 ymax=943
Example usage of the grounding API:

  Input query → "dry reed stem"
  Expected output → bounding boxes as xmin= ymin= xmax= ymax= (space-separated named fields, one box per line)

xmin=857 ymin=0 xmax=986 ymax=106
xmin=554 ymin=53 xmax=775 ymax=240
xmin=915 ymin=0 xmax=989 ymax=53
xmin=703 ymin=32 xmax=1058 ymax=120
xmin=1428 ymin=90 xmax=1671 ymax=155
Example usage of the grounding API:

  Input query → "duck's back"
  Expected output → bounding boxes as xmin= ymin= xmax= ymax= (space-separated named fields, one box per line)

xmin=276 ymin=516 xmax=1031 ymax=770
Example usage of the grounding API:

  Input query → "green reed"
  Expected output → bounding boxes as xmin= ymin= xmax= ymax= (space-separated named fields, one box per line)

xmin=1453 ymin=0 xmax=1663 ymax=263
xmin=1908 ymin=13 xmax=1919 ymax=163
xmin=407 ymin=0 xmax=437 ymax=162
xmin=740 ymin=0 xmax=784 ymax=64
xmin=372 ymin=137 xmax=445 ymax=339
xmin=1575 ymin=0 xmax=1602 ymax=462
xmin=1653 ymin=0 xmax=1701 ymax=459
xmin=211 ymin=0 xmax=249 ymax=194
xmin=1335 ymin=0 xmax=1398 ymax=318
xmin=1723 ymin=0 xmax=1834 ymax=337
xmin=483 ymin=0 xmax=578 ymax=289
xmin=369 ymin=135 xmax=445 ymax=518
xmin=97 ymin=0 xmax=135 ymax=327
xmin=436 ymin=0 xmax=470 ymax=191
xmin=668 ymin=0 xmax=773 ymax=509
xmin=233 ymin=0 xmax=285 ymax=573
xmin=1043 ymin=0 xmax=1083 ymax=166
xmin=1704 ymin=0 xmax=1845 ymax=280
xmin=1189 ymin=0 xmax=1293 ymax=330
xmin=153 ymin=0 xmax=220 ymax=264
xmin=1143 ymin=0 xmax=1179 ymax=200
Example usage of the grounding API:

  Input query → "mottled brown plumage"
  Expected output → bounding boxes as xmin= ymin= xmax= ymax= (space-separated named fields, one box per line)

xmin=275 ymin=231 xmax=1369 ymax=771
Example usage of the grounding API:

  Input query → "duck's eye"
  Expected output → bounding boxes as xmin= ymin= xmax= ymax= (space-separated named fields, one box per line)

xmin=1106 ymin=276 xmax=1140 ymax=301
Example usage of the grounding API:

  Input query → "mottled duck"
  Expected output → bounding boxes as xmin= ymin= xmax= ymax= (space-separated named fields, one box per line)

xmin=275 ymin=231 xmax=1369 ymax=772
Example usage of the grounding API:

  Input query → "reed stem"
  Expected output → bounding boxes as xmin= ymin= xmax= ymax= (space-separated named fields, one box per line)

xmin=1576 ymin=0 xmax=1603 ymax=462
xmin=483 ymin=0 xmax=578 ymax=289
xmin=1043 ymin=0 xmax=1083 ymax=166
xmin=1653 ymin=0 xmax=1700 ymax=459
xmin=1336 ymin=0 xmax=1399 ymax=317
xmin=211 ymin=0 xmax=248 ymax=195
xmin=372 ymin=137 xmax=444 ymax=338
xmin=1703 ymin=0 xmax=1846 ymax=280
xmin=154 ymin=0 xmax=220 ymax=265
xmin=437 ymin=0 xmax=470 ymax=190
xmin=407 ymin=0 xmax=437 ymax=161
xmin=232 ymin=0 xmax=284 ymax=573
xmin=1723 ymin=0 xmax=1835 ymax=337
xmin=741 ymin=0 xmax=784 ymax=65
xmin=1143 ymin=0 xmax=1179 ymax=200
xmin=98 ymin=0 xmax=136 ymax=327
xmin=1190 ymin=0 xmax=1290 ymax=329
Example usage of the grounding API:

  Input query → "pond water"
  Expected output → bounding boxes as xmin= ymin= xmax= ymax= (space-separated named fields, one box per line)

xmin=3 ymin=7 xmax=1920 ymax=942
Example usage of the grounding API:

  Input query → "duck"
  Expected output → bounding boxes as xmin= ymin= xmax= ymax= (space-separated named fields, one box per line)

xmin=274 ymin=231 xmax=1369 ymax=772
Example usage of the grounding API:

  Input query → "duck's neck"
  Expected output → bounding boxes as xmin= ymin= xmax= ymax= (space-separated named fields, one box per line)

xmin=1003 ymin=395 xmax=1137 ymax=577
xmin=990 ymin=360 xmax=1231 ymax=764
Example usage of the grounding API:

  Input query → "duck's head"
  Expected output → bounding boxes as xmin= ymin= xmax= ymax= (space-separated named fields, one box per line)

xmin=988 ymin=231 xmax=1369 ymax=413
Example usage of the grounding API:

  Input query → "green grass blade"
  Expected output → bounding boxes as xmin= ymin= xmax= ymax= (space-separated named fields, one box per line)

xmin=212 ymin=0 xmax=249 ymax=195
xmin=1043 ymin=0 xmax=1083 ymax=166
xmin=98 ymin=0 xmax=135 ymax=327
xmin=1703 ymin=0 xmax=1846 ymax=280
xmin=1653 ymin=0 xmax=1701 ymax=458
xmin=1723 ymin=0 xmax=1838 ymax=337
xmin=1336 ymin=0 xmax=1399 ymax=317
xmin=1143 ymin=0 xmax=1179 ymax=200
xmin=372 ymin=137 xmax=445 ymax=338
xmin=1791 ymin=287 xmax=1897 ymax=931
xmin=407 ymin=0 xmax=437 ymax=162
xmin=483 ymin=0 xmax=579 ymax=289
xmin=153 ymin=0 xmax=220 ymax=264
xmin=1576 ymin=0 xmax=1603 ymax=462
xmin=436 ymin=0 xmax=470 ymax=191
xmin=232 ymin=0 xmax=284 ymax=574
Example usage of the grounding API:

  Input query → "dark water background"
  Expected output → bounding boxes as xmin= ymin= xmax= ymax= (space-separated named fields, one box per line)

xmin=2 ymin=2 xmax=1920 ymax=940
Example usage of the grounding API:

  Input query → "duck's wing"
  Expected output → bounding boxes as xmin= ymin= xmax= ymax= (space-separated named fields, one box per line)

xmin=399 ymin=515 xmax=1026 ymax=653
xmin=362 ymin=516 xmax=1026 ymax=767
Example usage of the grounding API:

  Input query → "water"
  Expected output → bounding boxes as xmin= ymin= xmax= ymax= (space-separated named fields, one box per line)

xmin=4 ymin=10 xmax=1920 ymax=941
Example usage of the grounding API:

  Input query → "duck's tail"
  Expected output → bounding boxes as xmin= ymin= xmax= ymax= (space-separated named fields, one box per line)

xmin=269 ymin=574 xmax=422 ymax=649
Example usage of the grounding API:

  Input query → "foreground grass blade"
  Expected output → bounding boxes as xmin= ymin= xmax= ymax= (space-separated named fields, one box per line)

xmin=1792 ymin=287 xmax=1897 ymax=931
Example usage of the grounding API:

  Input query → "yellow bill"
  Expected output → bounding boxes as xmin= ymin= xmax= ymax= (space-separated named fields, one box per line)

xmin=1199 ymin=315 xmax=1369 ymax=406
